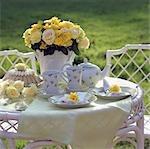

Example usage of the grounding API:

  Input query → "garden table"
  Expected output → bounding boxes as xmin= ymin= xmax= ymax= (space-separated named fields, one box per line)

xmin=0 ymin=77 xmax=143 ymax=149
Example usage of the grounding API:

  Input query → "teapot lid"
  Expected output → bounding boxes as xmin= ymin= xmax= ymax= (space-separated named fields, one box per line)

xmin=80 ymin=58 xmax=100 ymax=69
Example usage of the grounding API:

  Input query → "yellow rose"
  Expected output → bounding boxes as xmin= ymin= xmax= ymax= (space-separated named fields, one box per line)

xmin=110 ymin=84 xmax=121 ymax=93
xmin=70 ymin=28 xmax=81 ymax=39
xmin=42 ymin=29 xmax=55 ymax=45
xmin=60 ymin=28 xmax=80 ymax=39
xmin=44 ymin=17 xmax=60 ymax=25
xmin=30 ymin=84 xmax=38 ymax=92
xmin=0 ymin=85 xmax=3 ymax=95
xmin=54 ymin=32 xmax=72 ymax=46
xmin=23 ymin=29 xmax=32 ymax=48
xmin=59 ymin=21 xmax=74 ymax=28
xmin=23 ymin=29 xmax=32 ymax=38
xmin=78 ymin=37 xmax=90 ymax=49
xmin=24 ymin=37 xmax=31 ymax=48
xmin=31 ymin=24 xmax=43 ymax=30
xmin=43 ymin=23 xmax=52 ymax=29
xmin=14 ymin=81 xmax=24 ymax=92
xmin=22 ymin=84 xmax=37 ymax=97
xmin=30 ymin=30 xmax=42 ymax=44
xmin=50 ymin=17 xmax=60 ymax=25
xmin=63 ymin=40 xmax=73 ymax=47
xmin=15 ymin=63 xmax=27 ymax=71
xmin=40 ymin=41 xmax=47 ymax=49
xmin=67 ymin=92 xmax=79 ymax=103
xmin=1 ymin=80 xmax=10 ymax=89
xmin=44 ymin=17 xmax=60 ymax=30
xmin=55 ymin=29 xmax=62 ymax=37
xmin=0 ymin=80 xmax=10 ymax=95
xmin=6 ymin=86 xmax=20 ymax=99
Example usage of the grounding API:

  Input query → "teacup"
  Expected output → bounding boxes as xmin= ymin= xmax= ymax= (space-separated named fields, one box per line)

xmin=42 ymin=70 xmax=66 ymax=95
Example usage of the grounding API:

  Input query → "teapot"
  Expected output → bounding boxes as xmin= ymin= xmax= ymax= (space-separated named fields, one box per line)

xmin=79 ymin=58 xmax=111 ymax=87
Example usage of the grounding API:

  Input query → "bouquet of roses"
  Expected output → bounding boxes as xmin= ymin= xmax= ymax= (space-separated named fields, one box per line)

xmin=23 ymin=17 xmax=90 ymax=56
xmin=0 ymin=80 xmax=38 ymax=100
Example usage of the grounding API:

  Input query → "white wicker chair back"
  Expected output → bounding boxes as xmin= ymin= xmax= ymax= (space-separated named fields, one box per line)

xmin=0 ymin=49 xmax=37 ymax=78
xmin=106 ymin=44 xmax=150 ymax=148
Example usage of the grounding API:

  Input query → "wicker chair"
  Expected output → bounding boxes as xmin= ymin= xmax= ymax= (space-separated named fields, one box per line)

xmin=0 ymin=50 xmax=71 ymax=149
xmin=106 ymin=44 xmax=150 ymax=149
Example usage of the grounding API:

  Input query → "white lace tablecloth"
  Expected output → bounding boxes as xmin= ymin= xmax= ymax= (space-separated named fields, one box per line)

xmin=16 ymin=77 xmax=136 ymax=149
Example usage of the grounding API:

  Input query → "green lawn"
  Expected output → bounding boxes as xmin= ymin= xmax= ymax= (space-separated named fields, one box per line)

xmin=0 ymin=0 xmax=149 ymax=148
xmin=0 ymin=0 xmax=149 ymax=67
xmin=1 ymin=0 xmax=149 ymax=62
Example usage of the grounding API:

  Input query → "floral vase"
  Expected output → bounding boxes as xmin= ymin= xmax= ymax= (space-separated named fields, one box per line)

xmin=36 ymin=50 xmax=75 ymax=74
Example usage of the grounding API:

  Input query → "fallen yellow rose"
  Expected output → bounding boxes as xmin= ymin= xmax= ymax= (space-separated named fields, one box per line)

xmin=67 ymin=92 xmax=79 ymax=103
xmin=110 ymin=84 xmax=121 ymax=93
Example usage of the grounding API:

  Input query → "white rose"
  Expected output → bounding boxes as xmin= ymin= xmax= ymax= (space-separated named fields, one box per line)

xmin=14 ymin=81 xmax=24 ymax=92
xmin=22 ymin=84 xmax=37 ymax=97
xmin=79 ymin=28 xmax=85 ymax=38
xmin=60 ymin=28 xmax=70 ymax=32
xmin=71 ymin=28 xmax=81 ymax=39
xmin=42 ymin=29 xmax=55 ymax=45
xmin=30 ymin=30 xmax=42 ymax=44
xmin=78 ymin=37 xmax=90 ymax=49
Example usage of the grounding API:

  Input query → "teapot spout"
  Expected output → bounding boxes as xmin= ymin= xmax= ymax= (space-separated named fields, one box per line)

xmin=101 ymin=64 xmax=111 ymax=79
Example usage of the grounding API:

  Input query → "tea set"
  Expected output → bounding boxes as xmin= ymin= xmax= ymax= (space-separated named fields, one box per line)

xmin=42 ymin=58 xmax=111 ymax=95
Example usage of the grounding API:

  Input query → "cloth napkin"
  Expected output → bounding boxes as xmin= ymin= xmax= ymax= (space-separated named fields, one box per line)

xmin=17 ymin=95 xmax=132 ymax=149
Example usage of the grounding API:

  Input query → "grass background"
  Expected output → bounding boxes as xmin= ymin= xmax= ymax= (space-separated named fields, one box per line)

xmin=0 ymin=0 xmax=149 ymax=148
xmin=1 ymin=0 xmax=149 ymax=66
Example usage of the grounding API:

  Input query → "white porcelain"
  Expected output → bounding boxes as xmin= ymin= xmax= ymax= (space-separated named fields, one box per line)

xmin=91 ymin=86 xmax=137 ymax=100
xmin=42 ymin=70 xmax=66 ymax=95
xmin=36 ymin=50 xmax=75 ymax=74
xmin=79 ymin=58 xmax=111 ymax=87
xmin=49 ymin=92 xmax=97 ymax=108
xmin=62 ymin=64 xmax=83 ymax=90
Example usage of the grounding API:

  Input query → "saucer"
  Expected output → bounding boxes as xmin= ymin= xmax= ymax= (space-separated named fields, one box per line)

xmin=49 ymin=92 xmax=97 ymax=108
xmin=91 ymin=87 xmax=136 ymax=100
xmin=66 ymin=86 xmax=89 ymax=92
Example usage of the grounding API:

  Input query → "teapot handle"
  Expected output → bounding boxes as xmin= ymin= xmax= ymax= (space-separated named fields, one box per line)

xmin=60 ymin=71 xmax=68 ymax=83
xmin=60 ymin=63 xmax=72 ymax=83
xmin=61 ymin=63 xmax=72 ymax=71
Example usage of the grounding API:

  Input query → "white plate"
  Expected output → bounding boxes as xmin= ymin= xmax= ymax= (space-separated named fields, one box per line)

xmin=38 ymin=89 xmax=64 ymax=99
xmin=38 ymin=90 xmax=52 ymax=98
xmin=48 ymin=92 xmax=97 ymax=108
xmin=91 ymin=87 xmax=136 ymax=100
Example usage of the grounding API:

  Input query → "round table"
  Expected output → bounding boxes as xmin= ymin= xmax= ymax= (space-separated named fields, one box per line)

xmin=0 ymin=77 xmax=144 ymax=149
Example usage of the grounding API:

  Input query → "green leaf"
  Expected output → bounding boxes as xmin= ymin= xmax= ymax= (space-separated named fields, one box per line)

xmin=38 ymin=20 xmax=44 ymax=25
xmin=61 ymin=47 xmax=68 ymax=55
xmin=74 ymin=48 xmax=80 ymax=55
xmin=72 ymin=40 xmax=80 ymax=55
